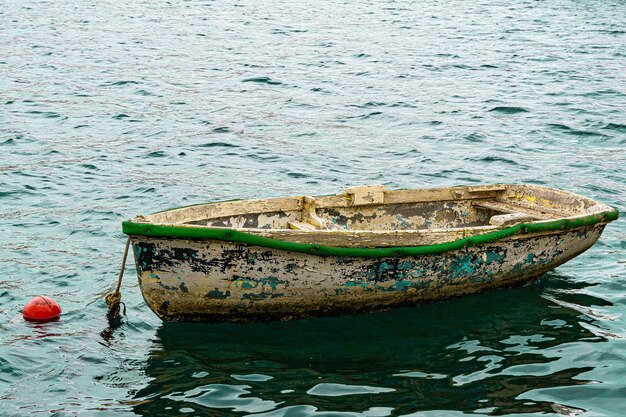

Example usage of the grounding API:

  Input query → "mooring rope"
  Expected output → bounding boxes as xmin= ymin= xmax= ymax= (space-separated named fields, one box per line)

xmin=105 ymin=237 xmax=130 ymax=321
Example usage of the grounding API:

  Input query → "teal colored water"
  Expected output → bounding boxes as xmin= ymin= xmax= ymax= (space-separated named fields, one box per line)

xmin=1 ymin=0 xmax=625 ymax=415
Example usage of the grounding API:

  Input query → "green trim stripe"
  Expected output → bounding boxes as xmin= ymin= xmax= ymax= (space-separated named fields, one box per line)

xmin=122 ymin=210 xmax=618 ymax=258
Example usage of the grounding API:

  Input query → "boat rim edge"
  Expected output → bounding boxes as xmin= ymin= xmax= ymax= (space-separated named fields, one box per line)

xmin=121 ymin=209 xmax=618 ymax=258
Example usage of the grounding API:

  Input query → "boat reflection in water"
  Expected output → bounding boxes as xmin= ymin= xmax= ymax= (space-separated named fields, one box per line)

xmin=129 ymin=273 xmax=611 ymax=416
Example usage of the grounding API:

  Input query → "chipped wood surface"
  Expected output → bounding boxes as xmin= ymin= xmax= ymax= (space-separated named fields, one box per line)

xmin=130 ymin=184 xmax=613 ymax=248
xmin=131 ymin=224 xmax=606 ymax=322
xmin=124 ymin=183 xmax=617 ymax=322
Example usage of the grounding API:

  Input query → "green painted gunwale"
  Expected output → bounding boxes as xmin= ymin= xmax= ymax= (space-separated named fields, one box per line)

xmin=122 ymin=209 xmax=618 ymax=258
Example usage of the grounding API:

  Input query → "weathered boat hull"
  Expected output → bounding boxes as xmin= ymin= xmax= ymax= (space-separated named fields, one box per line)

xmin=131 ymin=224 xmax=605 ymax=322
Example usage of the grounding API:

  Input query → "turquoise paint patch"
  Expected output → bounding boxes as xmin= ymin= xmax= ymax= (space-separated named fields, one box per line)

xmin=457 ymin=258 xmax=475 ymax=274
xmin=259 ymin=276 xmax=280 ymax=290
xmin=391 ymin=280 xmax=413 ymax=291
xmin=485 ymin=251 xmax=505 ymax=264
xmin=232 ymin=275 xmax=287 ymax=290
xmin=510 ymin=253 xmax=538 ymax=274
xmin=397 ymin=261 xmax=414 ymax=270
xmin=345 ymin=280 xmax=368 ymax=288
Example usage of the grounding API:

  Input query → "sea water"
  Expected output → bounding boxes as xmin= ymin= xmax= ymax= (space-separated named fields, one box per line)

xmin=1 ymin=0 xmax=625 ymax=415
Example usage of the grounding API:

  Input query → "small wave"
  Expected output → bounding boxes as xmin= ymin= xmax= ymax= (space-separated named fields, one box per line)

xmin=271 ymin=28 xmax=308 ymax=35
xmin=287 ymin=172 xmax=308 ymax=178
xmin=242 ymin=76 xmax=282 ymax=85
xmin=26 ymin=110 xmax=63 ymax=118
xmin=393 ymin=371 xmax=447 ymax=379
xmin=307 ymin=383 xmax=395 ymax=397
xmin=247 ymin=154 xmax=281 ymax=161
xmin=474 ymin=156 xmax=520 ymax=166
xmin=603 ymin=123 xmax=626 ymax=133
xmin=465 ymin=133 xmax=485 ymax=142
xmin=252 ymin=405 xmax=394 ymax=417
xmin=212 ymin=127 xmax=231 ymax=133
xmin=548 ymin=124 xmax=604 ymax=137
xmin=581 ymin=89 xmax=625 ymax=98
xmin=452 ymin=63 xmax=475 ymax=70
xmin=133 ymin=186 xmax=156 ymax=194
xmin=198 ymin=141 xmax=239 ymax=148
xmin=348 ymin=101 xmax=387 ymax=108
xmin=99 ymin=80 xmax=140 ymax=87
xmin=389 ymin=102 xmax=417 ymax=108
xmin=231 ymin=374 xmax=273 ymax=382
xmin=341 ymin=111 xmax=383 ymax=121
xmin=489 ymin=106 xmax=529 ymax=114
xmin=385 ymin=148 xmax=421 ymax=156
xmin=166 ymin=384 xmax=278 ymax=413
xmin=598 ymin=29 xmax=626 ymax=35
xmin=135 ymin=89 xmax=157 ymax=96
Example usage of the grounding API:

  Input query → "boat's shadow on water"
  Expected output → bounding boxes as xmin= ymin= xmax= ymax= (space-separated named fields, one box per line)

xmin=130 ymin=273 xmax=611 ymax=417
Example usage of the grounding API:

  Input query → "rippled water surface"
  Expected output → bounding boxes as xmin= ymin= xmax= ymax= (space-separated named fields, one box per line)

xmin=1 ymin=0 xmax=625 ymax=415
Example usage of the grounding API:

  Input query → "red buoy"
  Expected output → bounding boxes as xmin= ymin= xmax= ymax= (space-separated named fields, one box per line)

xmin=23 ymin=296 xmax=62 ymax=322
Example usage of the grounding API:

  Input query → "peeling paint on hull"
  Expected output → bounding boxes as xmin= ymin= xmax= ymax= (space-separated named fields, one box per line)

xmin=131 ymin=225 xmax=605 ymax=322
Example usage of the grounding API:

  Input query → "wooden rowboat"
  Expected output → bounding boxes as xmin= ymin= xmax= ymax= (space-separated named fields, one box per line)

xmin=123 ymin=184 xmax=618 ymax=322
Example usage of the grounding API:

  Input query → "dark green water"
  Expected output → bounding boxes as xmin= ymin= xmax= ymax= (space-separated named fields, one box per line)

xmin=1 ymin=0 xmax=625 ymax=415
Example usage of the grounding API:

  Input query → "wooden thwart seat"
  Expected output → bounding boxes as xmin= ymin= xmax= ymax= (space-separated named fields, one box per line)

xmin=488 ymin=212 xmax=537 ymax=226
xmin=472 ymin=200 xmax=560 ymax=223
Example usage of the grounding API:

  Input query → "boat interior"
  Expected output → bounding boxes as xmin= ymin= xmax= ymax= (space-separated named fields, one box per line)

xmin=142 ymin=184 xmax=606 ymax=233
